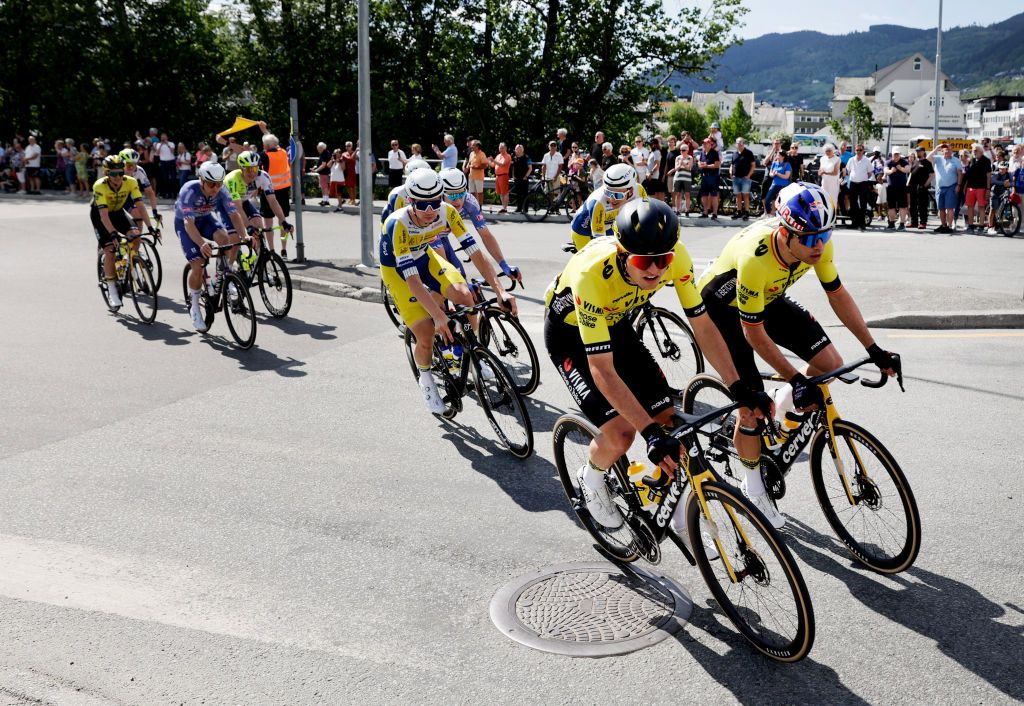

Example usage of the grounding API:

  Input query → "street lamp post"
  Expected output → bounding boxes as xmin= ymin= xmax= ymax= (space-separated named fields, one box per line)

xmin=357 ymin=0 xmax=374 ymax=267
xmin=933 ymin=0 xmax=943 ymax=148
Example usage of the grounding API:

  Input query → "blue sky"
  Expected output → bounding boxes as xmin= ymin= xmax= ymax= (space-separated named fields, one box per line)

xmin=685 ymin=0 xmax=1024 ymax=39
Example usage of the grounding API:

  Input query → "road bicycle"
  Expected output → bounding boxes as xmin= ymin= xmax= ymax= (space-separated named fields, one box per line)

xmin=984 ymin=189 xmax=1022 ymax=236
xmin=180 ymin=242 xmax=258 ymax=349
xmin=404 ymin=296 xmax=534 ymax=458
xmin=523 ymin=176 xmax=587 ymax=222
xmin=681 ymin=357 xmax=921 ymax=574
xmin=552 ymin=400 xmax=815 ymax=662
xmin=715 ymin=174 xmax=764 ymax=218
xmin=561 ymin=241 xmax=705 ymax=390
xmin=135 ymin=216 xmax=163 ymax=291
xmin=238 ymin=227 xmax=293 ymax=317
xmin=96 ymin=232 xmax=158 ymax=324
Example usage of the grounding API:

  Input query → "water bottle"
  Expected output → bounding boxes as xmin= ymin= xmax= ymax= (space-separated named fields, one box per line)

xmin=206 ymin=271 xmax=218 ymax=297
xmin=441 ymin=343 xmax=462 ymax=375
xmin=628 ymin=462 xmax=668 ymax=509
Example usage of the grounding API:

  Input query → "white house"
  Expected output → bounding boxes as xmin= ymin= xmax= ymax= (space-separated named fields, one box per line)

xmin=965 ymin=96 xmax=1024 ymax=141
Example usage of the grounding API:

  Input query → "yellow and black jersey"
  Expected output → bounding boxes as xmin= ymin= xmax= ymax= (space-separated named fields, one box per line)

xmin=91 ymin=176 xmax=142 ymax=212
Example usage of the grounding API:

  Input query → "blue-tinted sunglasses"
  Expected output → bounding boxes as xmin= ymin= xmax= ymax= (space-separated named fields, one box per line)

xmin=607 ymin=189 xmax=631 ymax=201
xmin=412 ymin=198 xmax=442 ymax=211
xmin=445 ymin=191 xmax=467 ymax=201
xmin=796 ymin=229 xmax=832 ymax=248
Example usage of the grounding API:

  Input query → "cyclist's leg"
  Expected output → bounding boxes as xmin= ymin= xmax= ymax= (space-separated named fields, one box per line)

xmin=382 ymin=263 xmax=434 ymax=366
xmin=92 ymin=208 xmax=118 ymax=279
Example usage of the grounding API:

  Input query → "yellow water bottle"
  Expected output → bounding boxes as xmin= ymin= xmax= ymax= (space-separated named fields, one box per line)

xmin=628 ymin=462 xmax=667 ymax=508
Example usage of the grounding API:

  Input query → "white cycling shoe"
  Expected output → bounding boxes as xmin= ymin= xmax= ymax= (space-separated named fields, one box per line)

xmin=190 ymin=304 xmax=208 ymax=333
xmin=741 ymin=479 xmax=786 ymax=529
xmin=107 ymin=286 xmax=122 ymax=309
xmin=577 ymin=463 xmax=623 ymax=529
xmin=670 ymin=494 xmax=719 ymax=560
xmin=477 ymin=359 xmax=496 ymax=382
xmin=420 ymin=375 xmax=446 ymax=415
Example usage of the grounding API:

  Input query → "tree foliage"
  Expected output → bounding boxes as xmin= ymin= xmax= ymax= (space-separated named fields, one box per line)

xmin=827 ymin=96 xmax=883 ymax=145
xmin=665 ymin=102 xmax=708 ymax=141
xmin=721 ymin=99 xmax=753 ymax=145
xmin=0 ymin=0 xmax=747 ymax=156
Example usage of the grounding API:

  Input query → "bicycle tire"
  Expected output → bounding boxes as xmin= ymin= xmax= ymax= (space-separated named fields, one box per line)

xmin=634 ymin=307 xmax=705 ymax=394
xmin=257 ymin=251 xmax=293 ymax=318
xmin=480 ymin=307 xmax=540 ymax=395
xmin=138 ymin=237 xmax=162 ymax=292
xmin=748 ymin=188 xmax=765 ymax=217
xmin=552 ymin=414 xmax=640 ymax=562
xmin=403 ymin=327 xmax=461 ymax=419
xmin=680 ymin=373 xmax=740 ymax=480
xmin=471 ymin=347 xmax=534 ymax=458
xmin=181 ymin=264 xmax=215 ymax=329
xmin=686 ymin=481 xmax=815 ymax=662
xmin=523 ymin=190 xmax=549 ymax=222
xmin=129 ymin=259 xmax=158 ymax=323
xmin=809 ymin=419 xmax=921 ymax=574
xmin=998 ymin=201 xmax=1021 ymax=236
xmin=381 ymin=280 xmax=404 ymax=330
xmin=222 ymin=272 xmax=257 ymax=349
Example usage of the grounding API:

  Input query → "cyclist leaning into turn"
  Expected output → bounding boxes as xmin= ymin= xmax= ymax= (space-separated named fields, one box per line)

xmin=568 ymin=163 xmax=649 ymax=252
xmin=696 ymin=181 xmax=900 ymax=528
xmin=544 ymin=198 xmax=770 ymax=532
xmin=175 ymin=162 xmax=250 ymax=332
xmin=91 ymin=154 xmax=155 ymax=308
xmin=380 ymin=169 xmax=517 ymax=414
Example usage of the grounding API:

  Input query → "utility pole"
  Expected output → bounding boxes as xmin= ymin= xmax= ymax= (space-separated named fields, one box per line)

xmin=933 ymin=0 xmax=943 ymax=148
xmin=357 ymin=0 xmax=375 ymax=267
xmin=885 ymin=91 xmax=895 ymax=156
xmin=290 ymin=98 xmax=305 ymax=263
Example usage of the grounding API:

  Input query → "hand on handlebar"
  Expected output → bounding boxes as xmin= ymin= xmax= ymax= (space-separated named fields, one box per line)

xmin=867 ymin=343 xmax=900 ymax=378
xmin=200 ymin=241 xmax=214 ymax=258
xmin=789 ymin=373 xmax=825 ymax=412
xmin=641 ymin=423 xmax=680 ymax=473
xmin=497 ymin=292 xmax=519 ymax=317
xmin=433 ymin=315 xmax=455 ymax=345
xmin=729 ymin=380 xmax=774 ymax=420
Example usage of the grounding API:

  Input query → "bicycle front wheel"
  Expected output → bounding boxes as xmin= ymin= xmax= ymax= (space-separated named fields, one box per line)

xmin=129 ymin=260 xmax=158 ymax=323
xmin=523 ymin=190 xmax=549 ymax=222
xmin=998 ymin=201 xmax=1021 ymax=236
xmin=480 ymin=308 xmax=540 ymax=395
xmin=138 ymin=237 xmax=162 ymax=292
xmin=634 ymin=307 xmax=705 ymax=393
xmin=552 ymin=414 xmax=638 ymax=562
xmin=809 ymin=419 xmax=921 ymax=574
xmin=687 ymin=481 xmax=815 ymax=662
xmin=257 ymin=251 xmax=292 ymax=317
xmin=681 ymin=373 xmax=739 ymax=480
xmin=472 ymin=347 xmax=533 ymax=458
xmin=222 ymin=273 xmax=257 ymax=349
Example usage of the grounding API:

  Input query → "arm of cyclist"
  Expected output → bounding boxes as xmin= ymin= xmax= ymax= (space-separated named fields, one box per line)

xmin=467 ymin=249 xmax=518 ymax=316
xmin=407 ymin=274 xmax=454 ymax=344
xmin=475 ymin=225 xmax=521 ymax=282
xmin=264 ymin=192 xmax=292 ymax=233
xmin=824 ymin=285 xmax=899 ymax=376
xmin=128 ymin=201 xmax=151 ymax=235
xmin=96 ymin=207 xmax=120 ymax=243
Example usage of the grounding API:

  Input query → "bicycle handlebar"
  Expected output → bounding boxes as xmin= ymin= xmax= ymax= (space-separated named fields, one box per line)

xmin=806 ymin=355 xmax=904 ymax=392
xmin=469 ymin=272 xmax=520 ymax=294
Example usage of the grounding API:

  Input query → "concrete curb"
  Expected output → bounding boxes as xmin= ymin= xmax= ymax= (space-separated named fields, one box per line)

xmin=291 ymin=274 xmax=381 ymax=303
xmin=865 ymin=310 xmax=1024 ymax=329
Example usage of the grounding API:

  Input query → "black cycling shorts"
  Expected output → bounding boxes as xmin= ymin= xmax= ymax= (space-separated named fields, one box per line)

xmin=90 ymin=206 xmax=134 ymax=247
xmin=544 ymin=316 xmax=674 ymax=427
xmin=260 ymin=187 xmax=291 ymax=219
xmin=702 ymin=292 xmax=831 ymax=391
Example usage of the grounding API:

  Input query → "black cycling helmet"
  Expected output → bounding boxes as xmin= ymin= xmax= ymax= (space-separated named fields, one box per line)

xmin=614 ymin=198 xmax=679 ymax=255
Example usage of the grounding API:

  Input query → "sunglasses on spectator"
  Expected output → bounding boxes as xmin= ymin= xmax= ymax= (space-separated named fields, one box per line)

xmin=795 ymin=229 xmax=832 ymax=248
xmin=445 ymin=191 xmax=467 ymax=201
xmin=626 ymin=251 xmax=675 ymax=270
xmin=606 ymin=188 xmax=632 ymax=200
xmin=412 ymin=198 xmax=442 ymax=211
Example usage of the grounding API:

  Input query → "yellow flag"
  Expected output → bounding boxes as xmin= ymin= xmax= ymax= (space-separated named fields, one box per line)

xmin=217 ymin=117 xmax=261 ymax=137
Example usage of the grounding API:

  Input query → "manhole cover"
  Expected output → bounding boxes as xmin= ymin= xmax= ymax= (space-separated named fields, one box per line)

xmin=490 ymin=561 xmax=692 ymax=657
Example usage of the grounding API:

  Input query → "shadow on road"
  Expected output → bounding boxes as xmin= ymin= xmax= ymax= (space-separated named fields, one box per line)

xmin=115 ymin=314 xmax=191 ymax=346
xmin=784 ymin=516 xmax=1024 ymax=702
xmin=258 ymin=314 xmax=338 ymax=340
xmin=438 ymin=417 xmax=573 ymax=519
xmin=198 ymin=335 xmax=308 ymax=376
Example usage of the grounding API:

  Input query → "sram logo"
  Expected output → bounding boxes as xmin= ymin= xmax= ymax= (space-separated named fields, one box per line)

xmin=782 ymin=423 xmax=815 ymax=463
xmin=655 ymin=482 xmax=682 ymax=527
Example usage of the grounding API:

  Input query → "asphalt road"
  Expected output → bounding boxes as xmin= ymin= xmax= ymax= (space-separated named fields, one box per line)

xmin=0 ymin=197 xmax=1022 ymax=704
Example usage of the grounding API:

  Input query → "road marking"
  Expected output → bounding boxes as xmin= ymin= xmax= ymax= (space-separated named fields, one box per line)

xmin=885 ymin=332 xmax=1024 ymax=339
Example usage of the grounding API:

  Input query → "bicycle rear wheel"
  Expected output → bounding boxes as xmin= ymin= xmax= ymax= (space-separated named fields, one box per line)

xmin=138 ymin=237 xmax=162 ymax=292
xmin=480 ymin=308 xmax=540 ymax=395
xmin=552 ymin=414 xmax=639 ymax=562
xmin=129 ymin=260 xmax=158 ymax=323
xmin=809 ymin=419 xmax=921 ymax=573
xmin=523 ymin=190 xmax=549 ymax=222
xmin=181 ymin=265 xmax=215 ymax=329
xmin=472 ymin=347 xmax=533 ymax=458
xmin=222 ymin=273 xmax=257 ymax=349
xmin=998 ymin=201 xmax=1021 ymax=236
xmin=681 ymin=373 xmax=739 ymax=477
xmin=634 ymin=307 xmax=705 ymax=394
xmin=687 ymin=481 xmax=815 ymax=662
xmin=257 ymin=251 xmax=292 ymax=317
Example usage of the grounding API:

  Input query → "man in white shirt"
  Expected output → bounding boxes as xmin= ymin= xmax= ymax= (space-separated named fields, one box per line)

xmin=156 ymin=132 xmax=177 ymax=198
xmin=23 ymin=135 xmax=42 ymax=194
xmin=387 ymin=139 xmax=408 ymax=188
xmin=540 ymin=141 xmax=564 ymax=192
xmin=846 ymin=144 xmax=874 ymax=231
xmin=630 ymin=135 xmax=650 ymax=182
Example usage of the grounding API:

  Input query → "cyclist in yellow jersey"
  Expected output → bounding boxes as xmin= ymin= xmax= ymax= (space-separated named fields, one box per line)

xmin=545 ymin=198 xmax=770 ymax=530
xmin=381 ymin=169 xmax=517 ymax=414
xmin=91 ymin=154 xmax=155 ymax=308
xmin=697 ymin=181 xmax=900 ymax=528
xmin=569 ymin=163 xmax=648 ymax=251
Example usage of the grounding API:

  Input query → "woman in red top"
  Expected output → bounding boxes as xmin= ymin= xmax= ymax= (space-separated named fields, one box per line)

xmin=342 ymin=142 xmax=358 ymax=205
xmin=490 ymin=142 xmax=512 ymax=213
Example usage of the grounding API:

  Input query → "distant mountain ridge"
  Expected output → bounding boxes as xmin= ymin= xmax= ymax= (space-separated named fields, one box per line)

xmin=671 ymin=13 xmax=1024 ymax=110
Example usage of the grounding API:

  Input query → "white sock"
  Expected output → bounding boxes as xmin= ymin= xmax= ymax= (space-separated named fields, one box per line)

xmin=189 ymin=287 xmax=201 ymax=308
xmin=744 ymin=466 xmax=766 ymax=496
xmin=419 ymin=369 xmax=436 ymax=388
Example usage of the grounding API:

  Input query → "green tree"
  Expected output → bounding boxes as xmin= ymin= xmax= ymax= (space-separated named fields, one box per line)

xmin=703 ymin=102 xmax=722 ymax=134
xmin=827 ymin=96 xmax=883 ymax=145
xmin=721 ymin=99 xmax=753 ymax=144
xmin=666 ymin=102 xmax=708 ymax=141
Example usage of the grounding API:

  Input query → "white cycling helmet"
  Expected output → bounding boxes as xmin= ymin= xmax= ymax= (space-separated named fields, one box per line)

xmin=603 ymin=163 xmax=637 ymax=192
xmin=197 ymin=161 xmax=226 ymax=183
xmin=405 ymin=168 xmax=443 ymax=200
xmin=404 ymin=158 xmax=431 ymax=175
xmin=438 ymin=168 xmax=469 ymax=194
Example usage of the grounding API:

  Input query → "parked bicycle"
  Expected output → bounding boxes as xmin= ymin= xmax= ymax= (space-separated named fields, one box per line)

xmin=552 ymin=400 xmax=815 ymax=662
xmin=682 ymin=357 xmax=921 ymax=574
xmin=403 ymin=296 xmax=534 ymax=458
xmin=523 ymin=176 xmax=588 ymax=222
xmin=96 ymin=232 xmax=158 ymax=324
xmin=180 ymin=242 xmax=258 ymax=349
xmin=985 ymin=188 xmax=1022 ymax=236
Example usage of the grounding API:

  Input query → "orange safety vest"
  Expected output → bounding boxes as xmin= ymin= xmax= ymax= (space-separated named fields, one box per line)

xmin=265 ymin=148 xmax=291 ymax=191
